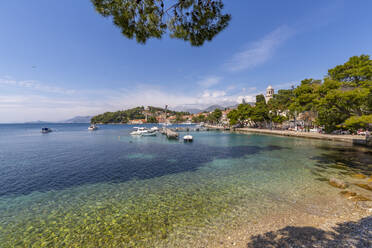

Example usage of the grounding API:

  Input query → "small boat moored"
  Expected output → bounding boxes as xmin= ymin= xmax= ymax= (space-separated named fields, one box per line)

xmin=183 ymin=135 xmax=193 ymax=142
xmin=41 ymin=127 xmax=52 ymax=133
xmin=150 ymin=126 xmax=159 ymax=132
xmin=88 ymin=124 xmax=98 ymax=131
xmin=141 ymin=131 xmax=157 ymax=137
xmin=130 ymin=127 xmax=149 ymax=135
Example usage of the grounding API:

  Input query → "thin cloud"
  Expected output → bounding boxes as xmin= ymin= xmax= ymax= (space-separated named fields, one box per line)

xmin=197 ymin=76 xmax=222 ymax=88
xmin=0 ymin=81 xmax=256 ymax=122
xmin=0 ymin=78 xmax=76 ymax=95
xmin=226 ymin=25 xmax=295 ymax=72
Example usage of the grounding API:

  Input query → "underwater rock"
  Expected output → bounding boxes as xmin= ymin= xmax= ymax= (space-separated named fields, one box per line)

xmin=329 ymin=178 xmax=347 ymax=189
xmin=355 ymin=183 xmax=372 ymax=191
xmin=340 ymin=191 xmax=357 ymax=198
xmin=351 ymin=195 xmax=371 ymax=202
xmin=340 ymin=191 xmax=371 ymax=201
xmin=351 ymin=174 xmax=367 ymax=179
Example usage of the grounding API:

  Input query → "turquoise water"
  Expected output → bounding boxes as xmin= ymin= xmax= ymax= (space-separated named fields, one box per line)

xmin=0 ymin=124 xmax=371 ymax=247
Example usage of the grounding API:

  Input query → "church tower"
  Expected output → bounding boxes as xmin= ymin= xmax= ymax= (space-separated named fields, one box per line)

xmin=265 ymin=85 xmax=274 ymax=102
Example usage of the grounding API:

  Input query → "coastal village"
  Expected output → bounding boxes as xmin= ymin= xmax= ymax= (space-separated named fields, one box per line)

xmin=92 ymin=86 xmax=286 ymax=125
xmin=91 ymin=55 xmax=372 ymax=147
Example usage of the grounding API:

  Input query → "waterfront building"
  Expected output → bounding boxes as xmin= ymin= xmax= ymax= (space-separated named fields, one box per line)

xmin=128 ymin=119 xmax=146 ymax=124
xmin=221 ymin=109 xmax=232 ymax=126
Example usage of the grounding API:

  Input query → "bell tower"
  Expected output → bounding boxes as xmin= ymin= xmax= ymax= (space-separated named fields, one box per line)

xmin=265 ymin=85 xmax=274 ymax=102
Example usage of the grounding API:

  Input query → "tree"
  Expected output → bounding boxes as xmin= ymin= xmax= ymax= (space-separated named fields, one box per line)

xmin=207 ymin=108 xmax=222 ymax=124
xmin=343 ymin=115 xmax=372 ymax=132
xmin=147 ymin=116 xmax=158 ymax=123
xmin=227 ymin=109 xmax=239 ymax=126
xmin=316 ymin=85 xmax=371 ymax=132
xmin=250 ymin=94 xmax=269 ymax=127
xmin=175 ymin=113 xmax=185 ymax=123
xmin=267 ymin=89 xmax=293 ymax=113
xmin=289 ymin=79 xmax=321 ymax=113
xmin=256 ymin=94 xmax=266 ymax=104
xmin=287 ymin=79 xmax=321 ymax=129
xmin=212 ymin=108 xmax=222 ymax=120
xmin=315 ymin=55 xmax=372 ymax=132
xmin=91 ymin=0 xmax=231 ymax=46
xmin=192 ymin=114 xmax=206 ymax=123
xmin=328 ymin=55 xmax=372 ymax=86
xmin=228 ymin=104 xmax=254 ymax=126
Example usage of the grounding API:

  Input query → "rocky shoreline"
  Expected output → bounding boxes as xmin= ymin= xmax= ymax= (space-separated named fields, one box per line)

xmin=224 ymin=176 xmax=371 ymax=248
xmin=201 ymin=174 xmax=372 ymax=248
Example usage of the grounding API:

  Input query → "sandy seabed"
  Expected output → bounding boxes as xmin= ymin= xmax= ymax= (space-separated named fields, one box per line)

xmin=192 ymin=193 xmax=372 ymax=248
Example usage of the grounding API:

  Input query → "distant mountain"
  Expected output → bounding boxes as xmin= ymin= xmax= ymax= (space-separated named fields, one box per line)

xmin=183 ymin=108 xmax=203 ymax=114
xmin=62 ymin=116 xmax=92 ymax=123
xmin=226 ymin=102 xmax=255 ymax=109
xmin=172 ymin=106 xmax=203 ymax=114
xmin=203 ymin=105 xmax=225 ymax=112
xmin=173 ymin=103 xmax=241 ymax=114
xmin=24 ymin=120 xmax=50 ymax=124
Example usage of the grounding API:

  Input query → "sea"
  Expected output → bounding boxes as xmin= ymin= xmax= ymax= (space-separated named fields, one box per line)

xmin=0 ymin=123 xmax=371 ymax=247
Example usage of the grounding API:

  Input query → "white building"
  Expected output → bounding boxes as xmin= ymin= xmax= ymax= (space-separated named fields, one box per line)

xmin=265 ymin=85 xmax=274 ymax=102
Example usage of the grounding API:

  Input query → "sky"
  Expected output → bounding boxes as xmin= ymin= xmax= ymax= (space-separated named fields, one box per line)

xmin=1 ymin=0 xmax=372 ymax=123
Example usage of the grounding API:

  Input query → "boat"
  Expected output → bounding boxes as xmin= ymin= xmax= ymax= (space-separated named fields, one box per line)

xmin=141 ymin=131 xmax=157 ymax=137
xmin=182 ymin=121 xmax=193 ymax=125
xmin=41 ymin=127 xmax=52 ymax=133
xmin=130 ymin=127 xmax=149 ymax=135
xmin=88 ymin=124 xmax=98 ymax=131
xmin=183 ymin=135 xmax=193 ymax=142
xmin=196 ymin=122 xmax=205 ymax=128
xmin=150 ymin=126 xmax=159 ymax=131
xmin=160 ymin=122 xmax=172 ymax=126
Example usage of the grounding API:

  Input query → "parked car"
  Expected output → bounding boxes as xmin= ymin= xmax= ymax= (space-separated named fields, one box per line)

xmin=332 ymin=130 xmax=342 ymax=135
xmin=357 ymin=129 xmax=366 ymax=136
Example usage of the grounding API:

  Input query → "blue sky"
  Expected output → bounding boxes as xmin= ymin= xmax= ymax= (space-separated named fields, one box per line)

xmin=1 ymin=0 xmax=372 ymax=122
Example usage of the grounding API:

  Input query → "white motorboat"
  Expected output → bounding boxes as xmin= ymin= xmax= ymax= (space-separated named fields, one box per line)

xmin=88 ymin=124 xmax=98 ymax=131
xmin=130 ymin=127 xmax=149 ymax=135
xmin=150 ymin=126 xmax=159 ymax=131
xmin=41 ymin=127 xmax=52 ymax=133
xmin=142 ymin=131 xmax=157 ymax=137
xmin=183 ymin=135 xmax=193 ymax=142
xmin=182 ymin=121 xmax=193 ymax=125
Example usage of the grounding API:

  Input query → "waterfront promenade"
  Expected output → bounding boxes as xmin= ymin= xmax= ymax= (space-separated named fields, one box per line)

xmin=236 ymin=127 xmax=369 ymax=146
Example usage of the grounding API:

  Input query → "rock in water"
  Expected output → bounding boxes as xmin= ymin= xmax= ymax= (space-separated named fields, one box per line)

xmin=340 ymin=191 xmax=372 ymax=202
xmin=351 ymin=195 xmax=372 ymax=202
xmin=329 ymin=178 xmax=347 ymax=189
xmin=352 ymin=173 xmax=367 ymax=179
xmin=340 ymin=191 xmax=357 ymax=198
xmin=355 ymin=183 xmax=372 ymax=191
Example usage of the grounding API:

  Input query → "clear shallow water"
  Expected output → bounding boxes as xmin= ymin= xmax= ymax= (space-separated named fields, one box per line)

xmin=0 ymin=124 xmax=371 ymax=247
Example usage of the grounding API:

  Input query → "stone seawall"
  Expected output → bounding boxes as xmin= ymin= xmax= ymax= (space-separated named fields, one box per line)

xmin=235 ymin=128 xmax=370 ymax=147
